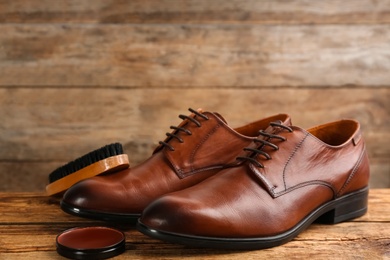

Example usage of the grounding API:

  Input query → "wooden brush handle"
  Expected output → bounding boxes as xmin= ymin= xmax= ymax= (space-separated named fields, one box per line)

xmin=46 ymin=154 xmax=130 ymax=196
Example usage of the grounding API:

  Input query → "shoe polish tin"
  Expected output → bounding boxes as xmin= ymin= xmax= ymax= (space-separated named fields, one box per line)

xmin=56 ymin=226 xmax=126 ymax=259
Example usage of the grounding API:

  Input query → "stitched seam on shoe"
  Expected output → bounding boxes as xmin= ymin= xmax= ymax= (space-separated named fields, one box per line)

xmin=189 ymin=122 xmax=222 ymax=172
xmin=274 ymin=180 xmax=336 ymax=198
xmin=163 ymin=149 xmax=184 ymax=177
xmin=180 ymin=165 xmax=224 ymax=178
xmin=249 ymin=163 xmax=276 ymax=195
xmin=163 ymin=117 xmax=222 ymax=178
xmin=336 ymin=144 xmax=366 ymax=197
xmin=282 ymin=132 xmax=309 ymax=190
xmin=165 ymin=156 xmax=225 ymax=179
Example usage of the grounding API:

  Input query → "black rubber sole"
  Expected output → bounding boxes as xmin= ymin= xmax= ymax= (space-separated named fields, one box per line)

xmin=137 ymin=187 xmax=369 ymax=250
xmin=60 ymin=200 xmax=140 ymax=224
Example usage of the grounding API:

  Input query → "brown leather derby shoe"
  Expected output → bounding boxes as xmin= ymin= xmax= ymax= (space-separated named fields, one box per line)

xmin=61 ymin=108 xmax=291 ymax=222
xmin=138 ymin=118 xmax=370 ymax=249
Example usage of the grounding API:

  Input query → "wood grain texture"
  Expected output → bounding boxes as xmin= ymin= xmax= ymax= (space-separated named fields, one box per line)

xmin=1 ymin=88 xmax=388 ymax=161
xmin=0 ymin=1 xmax=389 ymax=191
xmin=0 ymin=87 xmax=388 ymax=191
xmin=0 ymin=225 xmax=388 ymax=259
xmin=0 ymin=24 xmax=389 ymax=87
xmin=0 ymin=190 xmax=389 ymax=259
xmin=0 ymin=0 xmax=390 ymax=24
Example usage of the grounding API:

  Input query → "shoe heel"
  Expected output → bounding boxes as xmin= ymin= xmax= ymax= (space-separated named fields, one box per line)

xmin=316 ymin=188 xmax=368 ymax=224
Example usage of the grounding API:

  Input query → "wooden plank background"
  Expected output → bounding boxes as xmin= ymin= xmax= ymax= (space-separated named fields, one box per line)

xmin=0 ymin=1 xmax=389 ymax=191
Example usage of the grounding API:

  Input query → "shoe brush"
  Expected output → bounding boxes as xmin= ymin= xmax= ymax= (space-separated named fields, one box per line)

xmin=46 ymin=143 xmax=129 ymax=196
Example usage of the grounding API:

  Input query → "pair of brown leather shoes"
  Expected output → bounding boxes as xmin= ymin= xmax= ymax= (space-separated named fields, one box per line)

xmin=61 ymin=108 xmax=370 ymax=250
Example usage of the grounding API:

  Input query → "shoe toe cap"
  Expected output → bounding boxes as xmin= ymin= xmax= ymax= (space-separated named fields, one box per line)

xmin=62 ymin=177 xmax=125 ymax=212
xmin=140 ymin=194 xmax=228 ymax=237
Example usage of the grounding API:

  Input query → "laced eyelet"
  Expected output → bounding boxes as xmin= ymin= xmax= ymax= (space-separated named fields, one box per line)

xmin=159 ymin=141 xmax=175 ymax=151
xmin=189 ymin=108 xmax=209 ymax=120
xmin=158 ymin=108 xmax=208 ymax=151
xmin=243 ymin=148 xmax=272 ymax=160
xmin=236 ymin=156 xmax=264 ymax=168
xmin=236 ymin=121 xmax=292 ymax=167
xmin=270 ymin=122 xmax=293 ymax=132
xmin=170 ymin=126 xmax=192 ymax=135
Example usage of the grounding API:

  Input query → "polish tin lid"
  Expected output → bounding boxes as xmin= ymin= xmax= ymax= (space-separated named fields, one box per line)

xmin=56 ymin=226 xmax=126 ymax=260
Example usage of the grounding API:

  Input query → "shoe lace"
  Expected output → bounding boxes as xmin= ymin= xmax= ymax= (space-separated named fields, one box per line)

xmin=159 ymin=108 xmax=209 ymax=151
xmin=236 ymin=122 xmax=293 ymax=168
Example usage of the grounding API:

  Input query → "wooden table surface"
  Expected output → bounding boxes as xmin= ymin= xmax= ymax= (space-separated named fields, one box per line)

xmin=0 ymin=189 xmax=389 ymax=259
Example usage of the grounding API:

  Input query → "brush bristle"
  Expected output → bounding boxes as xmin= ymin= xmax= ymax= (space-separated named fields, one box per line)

xmin=49 ymin=143 xmax=124 ymax=183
